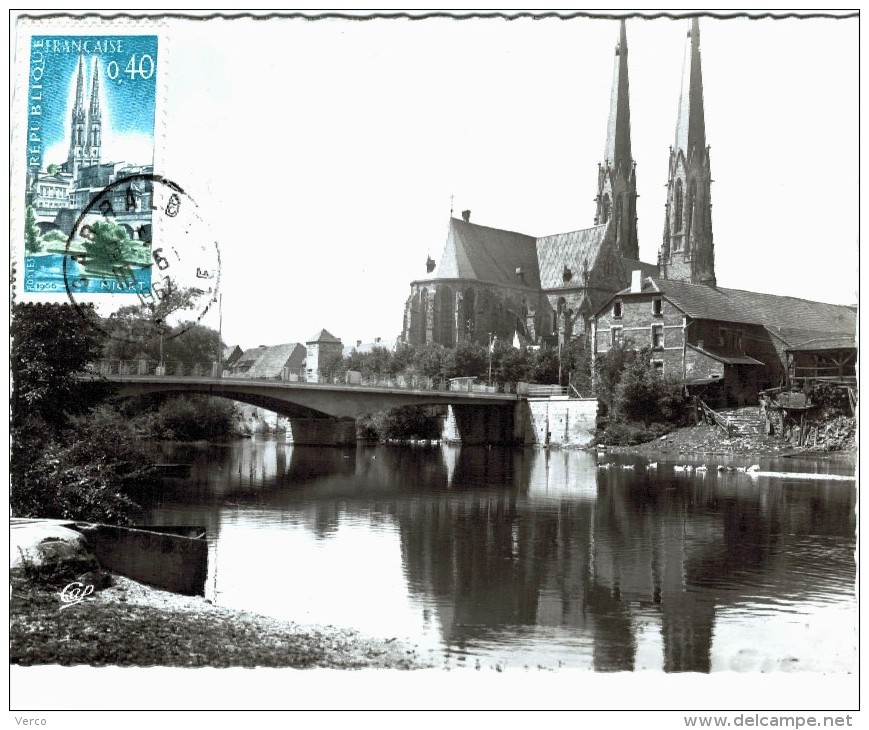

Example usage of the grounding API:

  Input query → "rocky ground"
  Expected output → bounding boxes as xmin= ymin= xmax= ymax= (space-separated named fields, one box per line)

xmin=10 ymin=573 xmax=433 ymax=669
xmin=610 ymin=413 xmax=856 ymax=457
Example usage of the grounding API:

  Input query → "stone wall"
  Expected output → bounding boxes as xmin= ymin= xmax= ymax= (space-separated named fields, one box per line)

xmin=286 ymin=417 xmax=357 ymax=446
xmin=78 ymin=524 xmax=208 ymax=596
xmin=443 ymin=399 xmax=598 ymax=447
xmin=518 ymin=397 xmax=598 ymax=447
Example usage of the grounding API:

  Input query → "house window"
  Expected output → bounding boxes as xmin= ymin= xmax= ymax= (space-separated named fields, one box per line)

xmin=652 ymin=360 xmax=664 ymax=377
xmin=735 ymin=332 xmax=744 ymax=352
xmin=718 ymin=328 xmax=727 ymax=347
xmin=652 ymin=324 xmax=664 ymax=349
xmin=613 ymin=301 xmax=622 ymax=319
xmin=653 ymin=298 xmax=663 ymax=316
xmin=610 ymin=326 xmax=622 ymax=347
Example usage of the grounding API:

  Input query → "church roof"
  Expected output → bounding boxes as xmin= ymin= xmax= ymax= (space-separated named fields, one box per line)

xmin=307 ymin=328 xmax=342 ymax=344
xmin=432 ymin=217 xmax=540 ymax=289
xmin=606 ymin=277 xmax=856 ymax=344
xmin=536 ymin=224 xmax=608 ymax=291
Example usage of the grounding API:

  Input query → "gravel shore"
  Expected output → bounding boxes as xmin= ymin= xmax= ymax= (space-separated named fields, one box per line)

xmin=10 ymin=574 xmax=433 ymax=669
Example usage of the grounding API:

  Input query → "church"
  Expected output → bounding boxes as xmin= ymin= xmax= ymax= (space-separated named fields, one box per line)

xmin=399 ymin=19 xmax=715 ymax=349
xmin=26 ymin=54 xmax=153 ymax=241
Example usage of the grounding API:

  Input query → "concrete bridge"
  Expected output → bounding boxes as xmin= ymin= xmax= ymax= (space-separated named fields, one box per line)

xmin=96 ymin=372 xmax=525 ymax=446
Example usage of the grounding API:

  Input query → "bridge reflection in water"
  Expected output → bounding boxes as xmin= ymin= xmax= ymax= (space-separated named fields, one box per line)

xmin=143 ymin=442 xmax=857 ymax=672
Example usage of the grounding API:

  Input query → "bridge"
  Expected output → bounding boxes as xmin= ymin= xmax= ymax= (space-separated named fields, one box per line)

xmin=89 ymin=360 xmax=545 ymax=445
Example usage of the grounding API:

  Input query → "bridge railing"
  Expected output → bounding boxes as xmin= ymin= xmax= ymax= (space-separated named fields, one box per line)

xmin=90 ymin=360 xmax=520 ymax=394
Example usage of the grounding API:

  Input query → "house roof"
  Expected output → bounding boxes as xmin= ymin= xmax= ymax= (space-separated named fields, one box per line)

xmin=687 ymin=343 xmax=764 ymax=366
xmin=244 ymin=343 xmax=306 ymax=379
xmin=603 ymin=277 xmax=856 ymax=344
xmin=785 ymin=335 xmax=857 ymax=352
xmin=222 ymin=345 xmax=243 ymax=366
xmin=307 ymin=329 xmax=342 ymax=345
xmin=431 ymin=218 xmax=541 ymax=289
xmin=233 ymin=347 xmax=265 ymax=368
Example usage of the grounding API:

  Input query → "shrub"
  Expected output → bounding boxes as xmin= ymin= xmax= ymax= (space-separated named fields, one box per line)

xmin=598 ymin=420 xmax=673 ymax=446
xmin=357 ymin=406 xmax=440 ymax=441
xmin=11 ymin=407 xmax=155 ymax=524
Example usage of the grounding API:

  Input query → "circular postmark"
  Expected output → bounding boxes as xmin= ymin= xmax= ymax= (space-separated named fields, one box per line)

xmin=64 ymin=173 xmax=221 ymax=346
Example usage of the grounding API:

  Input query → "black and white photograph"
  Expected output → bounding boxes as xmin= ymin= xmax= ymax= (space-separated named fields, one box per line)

xmin=9 ymin=9 xmax=859 ymax=721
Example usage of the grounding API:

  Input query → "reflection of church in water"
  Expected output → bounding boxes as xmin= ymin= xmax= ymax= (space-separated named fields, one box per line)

xmin=26 ymin=54 xmax=153 ymax=241
xmin=149 ymin=441 xmax=854 ymax=672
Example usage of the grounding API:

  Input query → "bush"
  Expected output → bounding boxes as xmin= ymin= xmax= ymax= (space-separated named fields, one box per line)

xmin=608 ymin=347 xmax=686 ymax=425
xmin=11 ymin=407 xmax=155 ymax=524
xmin=135 ymin=395 xmax=240 ymax=441
xmin=357 ymin=406 xmax=440 ymax=441
xmin=598 ymin=420 xmax=674 ymax=446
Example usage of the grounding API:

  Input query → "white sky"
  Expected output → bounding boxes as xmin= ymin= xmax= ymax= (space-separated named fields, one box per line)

xmin=17 ymin=12 xmax=860 ymax=350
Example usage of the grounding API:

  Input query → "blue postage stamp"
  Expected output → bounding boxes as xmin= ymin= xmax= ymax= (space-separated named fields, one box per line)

xmin=23 ymin=35 xmax=159 ymax=294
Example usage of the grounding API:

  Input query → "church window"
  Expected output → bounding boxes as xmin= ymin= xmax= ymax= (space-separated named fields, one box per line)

xmin=674 ymin=179 xmax=684 ymax=234
xmin=613 ymin=300 xmax=622 ymax=319
xmin=689 ymin=180 xmax=698 ymax=234
xmin=615 ymin=194 xmax=623 ymax=241
xmin=601 ymin=193 xmax=611 ymax=224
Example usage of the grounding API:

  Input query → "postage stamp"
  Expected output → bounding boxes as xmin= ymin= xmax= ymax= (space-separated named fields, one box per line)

xmin=13 ymin=22 xmax=221 ymax=340
xmin=22 ymin=34 xmax=160 ymax=295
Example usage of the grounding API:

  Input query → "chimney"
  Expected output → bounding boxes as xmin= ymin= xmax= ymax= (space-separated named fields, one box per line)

xmin=461 ymin=209 xmax=471 ymax=222
xmin=630 ymin=270 xmax=643 ymax=293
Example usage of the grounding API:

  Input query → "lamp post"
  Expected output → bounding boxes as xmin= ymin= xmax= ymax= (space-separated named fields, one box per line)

xmin=488 ymin=332 xmax=494 ymax=386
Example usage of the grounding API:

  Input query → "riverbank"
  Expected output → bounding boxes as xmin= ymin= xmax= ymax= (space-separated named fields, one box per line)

xmin=605 ymin=418 xmax=857 ymax=457
xmin=10 ymin=574 xmax=432 ymax=669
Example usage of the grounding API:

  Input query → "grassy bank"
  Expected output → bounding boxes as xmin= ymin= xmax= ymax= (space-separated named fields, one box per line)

xmin=10 ymin=574 xmax=431 ymax=669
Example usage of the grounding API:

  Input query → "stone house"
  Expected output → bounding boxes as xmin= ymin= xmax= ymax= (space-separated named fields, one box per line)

xmin=306 ymin=329 xmax=343 ymax=383
xmin=592 ymin=273 xmax=857 ymax=407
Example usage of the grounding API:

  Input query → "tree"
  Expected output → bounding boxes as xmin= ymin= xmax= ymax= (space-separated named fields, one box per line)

xmin=83 ymin=219 xmax=137 ymax=271
xmin=24 ymin=205 xmax=42 ymax=254
xmin=11 ymin=302 xmax=106 ymax=429
xmin=594 ymin=342 xmax=635 ymax=414
xmin=11 ymin=303 xmax=154 ymax=524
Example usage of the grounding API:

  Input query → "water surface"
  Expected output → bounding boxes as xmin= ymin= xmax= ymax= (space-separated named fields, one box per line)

xmin=142 ymin=440 xmax=857 ymax=672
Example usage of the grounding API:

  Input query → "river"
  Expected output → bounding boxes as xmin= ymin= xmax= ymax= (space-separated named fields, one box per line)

xmin=141 ymin=438 xmax=857 ymax=673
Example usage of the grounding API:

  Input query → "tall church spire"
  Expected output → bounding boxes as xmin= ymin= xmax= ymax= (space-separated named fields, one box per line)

xmin=85 ymin=58 xmax=102 ymax=167
xmin=659 ymin=18 xmax=716 ymax=287
xmin=67 ymin=54 xmax=87 ymax=180
xmin=595 ymin=19 xmax=638 ymax=260
xmin=605 ymin=19 xmax=632 ymax=174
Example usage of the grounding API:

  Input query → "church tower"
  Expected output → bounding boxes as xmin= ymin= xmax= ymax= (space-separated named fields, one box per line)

xmin=66 ymin=54 xmax=87 ymax=181
xmin=84 ymin=58 xmax=102 ymax=169
xmin=659 ymin=18 xmax=716 ymax=286
xmin=594 ymin=19 xmax=639 ymax=261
